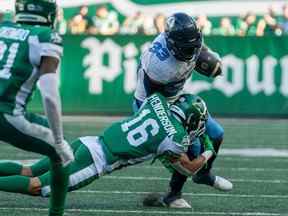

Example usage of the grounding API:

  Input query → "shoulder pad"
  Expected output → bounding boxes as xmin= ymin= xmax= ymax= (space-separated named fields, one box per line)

xmin=36 ymin=27 xmax=63 ymax=46
xmin=50 ymin=31 xmax=63 ymax=45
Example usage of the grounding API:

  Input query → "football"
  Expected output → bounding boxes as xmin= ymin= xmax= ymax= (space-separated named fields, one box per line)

xmin=195 ymin=48 xmax=222 ymax=77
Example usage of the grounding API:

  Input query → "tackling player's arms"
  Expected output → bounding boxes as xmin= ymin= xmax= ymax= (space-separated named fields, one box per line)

xmin=167 ymin=152 xmax=212 ymax=177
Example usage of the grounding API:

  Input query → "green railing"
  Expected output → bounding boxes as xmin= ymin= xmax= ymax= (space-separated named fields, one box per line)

xmin=28 ymin=35 xmax=288 ymax=116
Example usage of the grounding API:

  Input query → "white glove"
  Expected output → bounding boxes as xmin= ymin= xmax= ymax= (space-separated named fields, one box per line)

xmin=54 ymin=140 xmax=74 ymax=167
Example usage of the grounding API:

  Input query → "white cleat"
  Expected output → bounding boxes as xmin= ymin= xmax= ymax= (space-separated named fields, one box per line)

xmin=168 ymin=198 xmax=192 ymax=208
xmin=213 ymin=176 xmax=233 ymax=191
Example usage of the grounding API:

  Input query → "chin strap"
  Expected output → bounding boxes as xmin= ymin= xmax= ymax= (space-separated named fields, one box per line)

xmin=15 ymin=14 xmax=50 ymax=25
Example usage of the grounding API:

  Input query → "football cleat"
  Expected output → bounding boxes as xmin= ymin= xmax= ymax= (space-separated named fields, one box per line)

xmin=193 ymin=172 xmax=233 ymax=191
xmin=213 ymin=175 xmax=233 ymax=191
xmin=169 ymin=198 xmax=192 ymax=208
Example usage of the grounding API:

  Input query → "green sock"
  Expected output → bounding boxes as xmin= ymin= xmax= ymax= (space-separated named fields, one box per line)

xmin=31 ymin=157 xmax=50 ymax=176
xmin=0 ymin=175 xmax=30 ymax=194
xmin=0 ymin=161 xmax=22 ymax=176
xmin=49 ymin=162 xmax=70 ymax=216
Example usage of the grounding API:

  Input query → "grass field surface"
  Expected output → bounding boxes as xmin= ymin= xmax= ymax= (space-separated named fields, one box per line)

xmin=0 ymin=116 xmax=287 ymax=216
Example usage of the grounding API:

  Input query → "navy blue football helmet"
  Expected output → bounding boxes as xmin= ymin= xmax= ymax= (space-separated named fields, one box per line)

xmin=165 ymin=13 xmax=202 ymax=62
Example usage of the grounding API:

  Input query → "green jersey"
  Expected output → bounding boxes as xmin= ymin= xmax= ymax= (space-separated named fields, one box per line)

xmin=0 ymin=22 xmax=63 ymax=115
xmin=98 ymin=93 xmax=189 ymax=171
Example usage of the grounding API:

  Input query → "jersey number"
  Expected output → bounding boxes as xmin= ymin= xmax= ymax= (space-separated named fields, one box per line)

xmin=149 ymin=42 xmax=170 ymax=61
xmin=0 ymin=41 xmax=19 ymax=79
xmin=121 ymin=109 xmax=160 ymax=147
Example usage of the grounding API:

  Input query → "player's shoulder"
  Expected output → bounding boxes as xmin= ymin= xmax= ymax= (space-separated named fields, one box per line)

xmin=144 ymin=34 xmax=177 ymax=83
xmin=31 ymin=26 xmax=62 ymax=46
xmin=171 ymin=130 xmax=189 ymax=151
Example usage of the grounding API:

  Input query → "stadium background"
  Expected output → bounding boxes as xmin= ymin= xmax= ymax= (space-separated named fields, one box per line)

xmin=0 ymin=1 xmax=288 ymax=216
xmin=1 ymin=0 xmax=288 ymax=116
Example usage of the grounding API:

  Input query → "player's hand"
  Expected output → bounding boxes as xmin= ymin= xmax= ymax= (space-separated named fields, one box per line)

xmin=55 ymin=140 xmax=74 ymax=167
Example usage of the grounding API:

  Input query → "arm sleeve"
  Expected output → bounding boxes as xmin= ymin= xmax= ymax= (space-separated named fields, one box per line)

xmin=38 ymin=73 xmax=63 ymax=144
xmin=40 ymin=43 xmax=63 ymax=60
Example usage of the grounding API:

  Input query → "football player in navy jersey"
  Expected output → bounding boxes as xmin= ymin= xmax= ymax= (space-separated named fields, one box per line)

xmin=133 ymin=12 xmax=233 ymax=208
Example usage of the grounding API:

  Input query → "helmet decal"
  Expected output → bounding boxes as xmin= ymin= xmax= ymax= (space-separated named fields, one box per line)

xmin=171 ymin=94 xmax=208 ymax=139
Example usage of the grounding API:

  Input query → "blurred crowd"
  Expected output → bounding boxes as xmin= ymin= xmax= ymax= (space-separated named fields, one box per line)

xmin=1 ymin=3 xmax=288 ymax=36
xmin=58 ymin=5 xmax=166 ymax=35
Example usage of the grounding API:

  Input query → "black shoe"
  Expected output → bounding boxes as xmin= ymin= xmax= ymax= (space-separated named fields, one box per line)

xmin=143 ymin=193 xmax=167 ymax=207
xmin=143 ymin=192 xmax=191 ymax=208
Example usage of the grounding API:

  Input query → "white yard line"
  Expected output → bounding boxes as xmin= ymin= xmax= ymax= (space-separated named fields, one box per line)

xmin=75 ymin=190 xmax=288 ymax=199
xmin=220 ymin=149 xmax=288 ymax=157
xmin=102 ymin=176 xmax=288 ymax=184
xmin=218 ymin=157 xmax=288 ymax=162
xmin=132 ymin=166 xmax=288 ymax=172
xmin=4 ymin=160 xmax=287 ymax=172
xmin=1 ymin=160 xmax=286 ymax=183
xmin=0 ymin=207 xmax=282 ymax=216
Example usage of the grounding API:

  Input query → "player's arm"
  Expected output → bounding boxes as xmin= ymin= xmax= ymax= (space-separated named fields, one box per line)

xmin=38 ymin=56 xmax=74 ymax=167
xmin=171 ymin=150 xmax=212 ymax=176
xmin=168 ymin=135 xmax=215 ymax=176
xmin=194 ymin=44 xmax=222 ymax=78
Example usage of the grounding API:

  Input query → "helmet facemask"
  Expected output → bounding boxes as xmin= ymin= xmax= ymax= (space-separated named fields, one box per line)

xmin=15 ymin=0 xmax=57 ymax=28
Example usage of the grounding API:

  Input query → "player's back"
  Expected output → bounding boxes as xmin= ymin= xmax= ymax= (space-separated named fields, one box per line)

xmin=101 ymin=93 xmax=188 ymax=166
xmin=0 ymin=22 xmax=61 ymax=115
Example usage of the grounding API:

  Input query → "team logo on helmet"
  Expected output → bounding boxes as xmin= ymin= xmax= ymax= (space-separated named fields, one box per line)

xmin=171 ymin=94 xmax=208 ymax=139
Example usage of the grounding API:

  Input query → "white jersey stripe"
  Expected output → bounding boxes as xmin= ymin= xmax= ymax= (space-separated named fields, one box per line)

xmin=41 ymin=164 xmax=98 ymax=197
xmin=4 ymin=114 xmax=54 ymax=145
xmin=13 ymin=68 xmax=39 ymax=115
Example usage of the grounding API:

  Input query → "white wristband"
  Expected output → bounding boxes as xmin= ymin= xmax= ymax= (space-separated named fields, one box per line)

xmin=201 ymin=150 xmax=213 ymax=163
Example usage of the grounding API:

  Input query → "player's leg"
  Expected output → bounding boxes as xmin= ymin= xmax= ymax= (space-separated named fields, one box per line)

xmin=38 ymin=139 xmax=98 ymax=197
xmin=0 ymin=161 xmax=23 ymax=176
xmin=165 ymin=139 xmax=202 ymax=204
xmin=30 ymin=141 xmax=82 ymax=177
xmin=0 ymin=113 xmax=69 ymax=216
xmin=192 ymin=114 xmax=232 ymax=191
xmin=0 ymin=139 xmax=95 ymax=196
xmin=197 ymin=113 xmax=224 ymax=174
xmin=143 ymin=139 xmax=202 ymax=208
xmin=0 ymin=141 xmax=81 ymax=178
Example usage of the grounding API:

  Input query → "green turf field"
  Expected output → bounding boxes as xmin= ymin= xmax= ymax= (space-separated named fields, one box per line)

xmin=0 ymin=116 xmax=287 ymax=216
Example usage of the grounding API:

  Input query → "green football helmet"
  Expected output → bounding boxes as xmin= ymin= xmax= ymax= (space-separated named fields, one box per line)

xmin=15 ymin=0 xmax=57 ymax=27
xmin=170 ymin=94 xmax=208 ymax=137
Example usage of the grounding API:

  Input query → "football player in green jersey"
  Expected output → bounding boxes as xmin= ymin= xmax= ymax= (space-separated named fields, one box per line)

xmin=0 ymin=93 xmax=215 ymax=204
xmin=0 ymin=0 xmax=74 ymax=215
